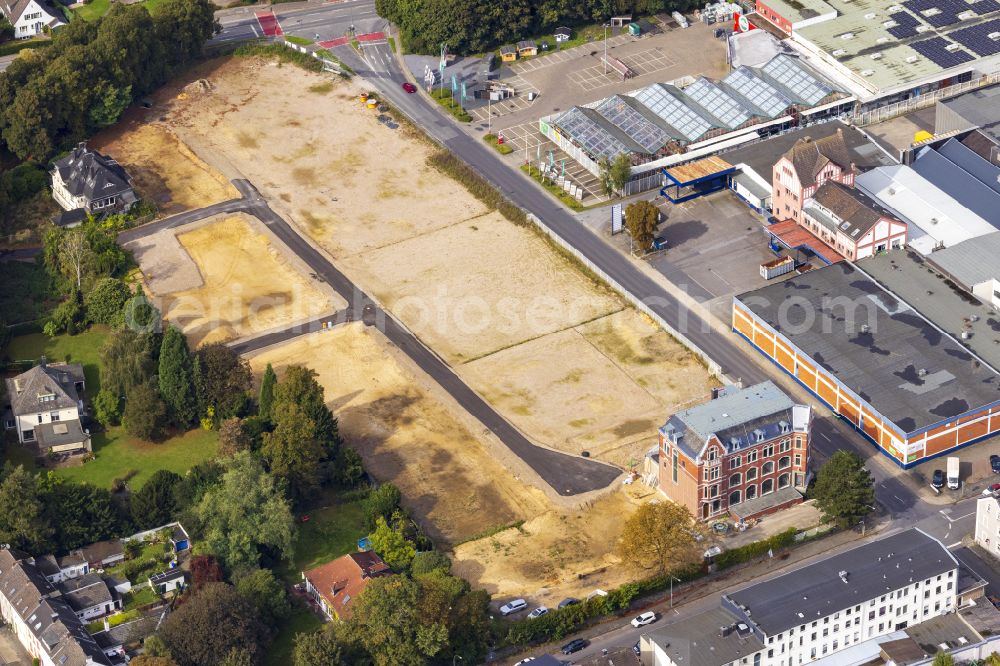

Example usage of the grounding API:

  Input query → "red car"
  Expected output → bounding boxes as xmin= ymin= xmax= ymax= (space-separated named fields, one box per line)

xmin=402 ymin=82 xmax=417 ymax=93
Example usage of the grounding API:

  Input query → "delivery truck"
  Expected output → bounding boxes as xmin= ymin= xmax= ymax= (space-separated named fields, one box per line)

xmin=947 ymin=456 xmax=960 ymax=490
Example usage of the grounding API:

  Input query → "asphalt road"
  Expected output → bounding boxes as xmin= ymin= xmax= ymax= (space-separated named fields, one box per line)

xmin=120 ymin=181 xmax=622 ymax=496
xmin=211 ymin=0 xmax=381 ymax=44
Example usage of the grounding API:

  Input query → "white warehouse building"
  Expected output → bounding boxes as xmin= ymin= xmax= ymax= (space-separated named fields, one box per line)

xmin=640 ymin=529 xmax=963 ymax=666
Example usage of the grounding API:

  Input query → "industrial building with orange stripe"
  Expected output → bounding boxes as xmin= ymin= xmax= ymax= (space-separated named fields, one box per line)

xmin=733 ymin=252 xmax=1000 ymax=468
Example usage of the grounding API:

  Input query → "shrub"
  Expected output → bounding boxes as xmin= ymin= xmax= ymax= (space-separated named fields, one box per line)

xmin=427 ymin=151 xmax=526 ymax=226
xmin=715 ymin=528 xmax=798 ymax=570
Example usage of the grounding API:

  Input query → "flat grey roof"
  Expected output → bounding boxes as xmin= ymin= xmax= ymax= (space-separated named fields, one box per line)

xmin=643 ymin=607 xmax=765 ymax=666
xmin=730 ymin=486 xmax=802 ymax=520
xmin=857 ymin=250 xmax=1000 ymax=379
xmin=904 ymin=611 xmax=981 ymax=654
xmin=735 ymin=261 xmax=1000 ymax=434
xmin=725 ymin=529 xmax=956 ymax=637
xmin=674 ymin=381 xmax=793 ymax=441
xmin=940 ymin=84 xmax=1000 ymax=130
xmin=724 ymin=120 xmax=895 ymax=184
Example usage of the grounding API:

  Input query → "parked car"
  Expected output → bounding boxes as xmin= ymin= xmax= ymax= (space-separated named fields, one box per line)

xmin=931 ymin=469 xmax=944 ymax=489
xmin=514 ymin=659 xmax=536 ymax=666
xmin=527 ymin=606 xmax=549 ymax=619
xmin=631 ymin=611 xmax=657 ymax=628
xmin=402 ymin=82 xmax=417 ymax=93
xmin=984 ymin=483 xmax=1000 ymax=497
xmin=500 ymin=598 xmax=528 ymax=616
xmin=991 ymin=454 xmax=1000 ymax=474
xmin=561 ymin=638 xmax=589 ymax=655
xmin=633 ymin=640 xmax=641 ymax=657
xmin=557 ymin=597 xmax=579 ymax=609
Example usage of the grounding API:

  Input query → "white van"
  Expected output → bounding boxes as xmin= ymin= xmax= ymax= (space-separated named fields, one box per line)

xmin=500 ymin=598 xmax=528 ymax=616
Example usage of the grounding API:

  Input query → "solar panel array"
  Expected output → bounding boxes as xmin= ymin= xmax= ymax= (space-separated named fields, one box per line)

xmin=722 ymin=67 xmax=793 ymax=118
xmin=968 ymin=0 xmax=1000 ymax=16
xmin=910 ymin=36 xmax=975 ymax=66
xmin=595 ymin=96 xmax=671 ymax=154
xmin=761 ymin=55 xmax=833 ymax=106
xmin=553 ymin=107 xmax=637 ymax=161
xmin=633 ymin=84 xmax=716 ymax=142
xmin=887 ymin=9 xmax=922 ymax=38
xmin=903 ymin=0 xmax=968 ymax=26
xmin=950 ymin=17 xmax=1000 ymax=54
xmin=684 ymin=78 xmax=754 ymax=129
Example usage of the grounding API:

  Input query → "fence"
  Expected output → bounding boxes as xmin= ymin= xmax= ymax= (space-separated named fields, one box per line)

xmin=526 ymin=212 xmax=725 ymax=380
xmin=853 ymin=72 xmax=1000 ymax=126
xmin=280 ymin=38 xmax=344 ymax=74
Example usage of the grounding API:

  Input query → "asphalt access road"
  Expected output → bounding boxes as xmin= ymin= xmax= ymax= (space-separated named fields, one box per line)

xmin=120 ymin=182 xmax=622 ymax=496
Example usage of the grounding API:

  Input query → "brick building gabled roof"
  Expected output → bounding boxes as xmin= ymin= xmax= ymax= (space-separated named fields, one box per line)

xmin=304 ymin=552 xmax=392 ymax=620
xmin=808 ymin=181 xmax=895 ymax=239
xmin=783 ymin=128 xmax=852 ymax=186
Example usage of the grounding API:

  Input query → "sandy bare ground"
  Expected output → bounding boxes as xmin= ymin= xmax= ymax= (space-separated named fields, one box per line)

xmin=247 ymin=327 xmax=550 ymax=543
xmin=155 ymin=214 xmax=340 ymax=346
xmin=90 ymin=122 xmax=238 ymax=215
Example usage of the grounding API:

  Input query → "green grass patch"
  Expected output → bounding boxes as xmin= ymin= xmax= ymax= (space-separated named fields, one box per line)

xmin=275 ymin=489 xmax=367 ymax=583
xmin=316 ymin=50 xmax=353 ymax=75
xmin=285 ymin=35 xmax=314 ymax=46
xmin=520 ymin=164 xmax=584 ymax=211
xmin=429 ymin=88 xmax=472 ymax=122
xmin=6 ymin=328 xmax=110 ymax=392
xmin=233 ymin=43 xmax=323 ymax=73
xmin=0 ymin=38 xmax=50 ymax=58
xmin=265 ymin=603 xmax=323 ymax=666
xmin=56 ymin=427 xmax=219 ymax=491
xmin=123 ymin=585 xmax=159 ymax=611
xmin=0 ymin=262 xmax=56 ymax=327
xmin=387 ymin=36 xmax=396 ymax=52
xmin=351 ymin=39 xmax=360 ymax=50
xmin=72 ymin=0 xmax=110 ymax=21
xmin=483 ymin=134 xmax=514 ymax=155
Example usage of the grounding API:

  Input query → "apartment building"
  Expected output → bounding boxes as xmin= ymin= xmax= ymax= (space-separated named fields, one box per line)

xmin=771 ymin=129 xmax=855 ymax=224
xmin=658 ymin=381 xmax=811 ymax=522
xmin=641 ymin=529 xmax=960 ymax=666
xmin=975 ymin=496 xmax=1000 ymax=558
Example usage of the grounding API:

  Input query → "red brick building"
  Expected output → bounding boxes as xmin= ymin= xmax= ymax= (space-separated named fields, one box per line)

xmin=303 ymin=551 xmax=392 ymax=620
xmin=659 ymin=381 xmax=811 ymax=521
xmin=772 ymin=129 xmax=855 ymax=225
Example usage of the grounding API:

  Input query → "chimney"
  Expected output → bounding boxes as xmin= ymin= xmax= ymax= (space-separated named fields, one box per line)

xmin=39 ymin=355 xmax=47 ymax=368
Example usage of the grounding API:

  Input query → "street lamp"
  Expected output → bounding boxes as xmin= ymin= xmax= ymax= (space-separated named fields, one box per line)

xmin=669 ymin=575 xmax=681 ymax=608
xmin=603 ymin=23 xmax=610 ymax=74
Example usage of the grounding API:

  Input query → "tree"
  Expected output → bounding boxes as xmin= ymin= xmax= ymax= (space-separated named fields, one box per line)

xmin=130 ymin=658 xmax=179 ymax=666
xmin=813 ymin=451 xmax=875 ymax=528
xmin=410 ymin=550 xmax=451 ymax=576
xmin=190 ymin=554 xmax=224 ymax=590
xmin=172 ymin=461 xmax=222 ymax=511
xmin=599 ymin=153 xmax=632 ymax=197
xmin=932 ymin=652 xmax=955 ymax=666
xmin=0 ymin=17 xmax=13 ymax=40
xmin=195 ymin=343 xmax=252 ymax=420
xmin=158 ymin=582 xmax=268 ymax=666
xmin=258 ymin=363 xmax=276 ymax=423
xmin=59 ymin=227 xmax=92 ymax=290
xmin=93 ymin=389 xmax=122 ymax=427
xmin=272 ymin=365 xmax=339 ymax=452
xmin=130 ymin=470 xmax=182 ymax=529
xmin=218 ymin=417 xmax=253 ymax=457
xmin=123 ymin=287 xmax=161 ymax=334
xmin=261 ymin=402 xmax=324 ymax=503
xmin=234 ymin=568 xmax=290 ymax=625
xmin=293 ymin=629 xmax=347 ymax=666
xmin=39 ymin=474 xmax=129 ymax=552
xmin=141 ymin=635 xmax=172 ymax=658
xmin=616 ymin=500 xmax=702 ymax=575
xmin=219 ymin=650 xmax=253 ymax=666
xmin=0 ymin=464 xmax=52 ymax=553
xmin=89 ymin=82 xmax=132 ymax=128
xmin=624 ymin=200 xmax=659 ymax=252
xmin=367 ymin=516 xmax=415 ymax=572
xmin=351 ymin=576 xmax=436 ymax=666
xmin=196 ymin=452 xmax=294 ymax=569
xmin=85 ymin=277 xmax=131 ymax=325
xmin=99 ymin=326 xmax=157 ymax=398
xmin=364 ymin=483 xmax=402 ymax=531
xmin=123 ymin=381 xmax=168 ymax=441
xmin=159 ymin=326 xmax=198 ymax=426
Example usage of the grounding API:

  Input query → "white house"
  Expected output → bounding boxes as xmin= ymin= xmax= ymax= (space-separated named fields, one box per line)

xmin=3 ymin=359 xmax=91 ymax=455
xmin=35 ymin=553 xmax=90 ymax=584
xmin=60 ymin=574 xmax=120 ymax=622
xmin=641 ymin=529 xmax=961 ymax=666
xmin=0 ymin=0 xmax=64 ymax=39
xmin=148 ymin=569 xmax=186 ymax=595
xmin=50 ymin=143 xmax=137 ymax=224
xmin=975 ymin=495 xmax=1000 ymax=557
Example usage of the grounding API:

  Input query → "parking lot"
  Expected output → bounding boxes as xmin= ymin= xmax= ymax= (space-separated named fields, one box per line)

xmin=509 ymin=33 xmax=634 ymax=74
xmin=568 ymin=48 xmax=679 ymax=91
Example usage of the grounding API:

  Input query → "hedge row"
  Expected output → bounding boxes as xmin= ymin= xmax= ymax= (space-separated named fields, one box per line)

xmin=426 ymin=151 xmax=527 ymax=226
xmin=715 ymin=527 xmax=798 ymax=570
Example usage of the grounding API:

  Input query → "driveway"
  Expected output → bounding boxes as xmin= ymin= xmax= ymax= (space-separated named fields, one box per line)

xmin=0 ymin=627 xmax=31 ymax=666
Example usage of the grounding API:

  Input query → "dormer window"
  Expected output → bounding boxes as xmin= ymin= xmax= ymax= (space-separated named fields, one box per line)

xmin=779 ymin=420 xmax=790 ymax=434
xmin=754 ymin=429 xmax=765 ymax=443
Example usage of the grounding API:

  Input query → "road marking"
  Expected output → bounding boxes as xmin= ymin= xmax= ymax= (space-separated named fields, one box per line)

xmin=942 ymin=511 xmax=974 ymax=524
xmin=948 ymin=541 xmax=961 ymax=548
xmin=894 ymin=495 xmax=904 ymax=502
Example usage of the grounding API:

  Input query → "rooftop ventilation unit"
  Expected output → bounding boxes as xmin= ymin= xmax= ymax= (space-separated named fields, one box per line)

xmin=882 ymin=20 xmax=897 ymax=28
xmin=990 ymin=31 xmax=1000 ymax=40
xmin=889 ymin=3 xmax=903 ymax=10
xmin=839 ymin=570 xmax=849 ymax=583
xmin=906 ymin=55 xmax=919 ymax=63
xmin=861 ymin=69 xmax=876 ymax=76
xmin=946 ymin=42 xmax=962 ymax=51
xmin=918 ymin=368 xmax=928 ymax=377
xmin=962 ymin=330 xmax=973 ymax=340
xmin=833 ymin=48 xmax=847 ymax=56
xmin=917 ymin=24 xmax=932 ymax=32
xmin=841 ymin=32 xmax=856 ymax=39
xmin=871 ymin=53 xmax=883 ymax=59
xmin=865 ymin=12 xmax=877 ymax=18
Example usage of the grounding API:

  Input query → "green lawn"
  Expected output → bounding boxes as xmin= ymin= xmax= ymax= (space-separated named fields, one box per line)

xmin=266 ymin=603 xmax=323 ymax=666
xmin=56 ymin=426 xmax=219 ymax=490
xmin=6 ymin=328 xmax=110 ymax=392
xmin=0 ymin=262 xmax=56 ymax=327
xmin=73 ymin=0 xmax=165 ymax=21
xmin=276 ymin=490 xmax=367 ymax=582
xmin=0 ymin=38 xmax=50 ymax=57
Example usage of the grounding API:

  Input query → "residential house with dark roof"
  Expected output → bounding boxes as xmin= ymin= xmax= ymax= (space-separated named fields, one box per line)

xmin=72 ymin=541 xmax=124 ymax=572
xmin=60 ymin=574 xmax=120 ymax=622
xmin=800 ymin=181 xmax=906 ymax=261
xmin=3 ymin=359 xmax=90 ymax=455
xmin=772 ymin=129 xmax=854 ymax=225
xmin=0 ymin=0 xmax=64 ymax=39
xmin=0 ymin=548 xmax=113 ymax=666
xmin=640 ymin=529 xmax=967 ymax=666
xmin=303 ymin=552 xmax=392 ymax=620
xmin=50 ymin=143 xmax=136 ymax=225
xmin=658 ymin=381 xmax=811 ymax=521
xmin=35 ymin=554 xmax=90 ymax=584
